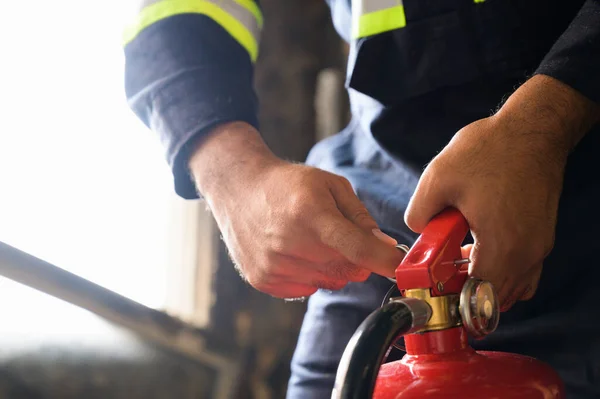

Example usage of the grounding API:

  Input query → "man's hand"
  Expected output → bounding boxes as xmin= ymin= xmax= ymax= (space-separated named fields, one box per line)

xmin=405 ymin=75 xmax=599 ymax=311
xmin=189 ymin=122 xmax=403 ymax=299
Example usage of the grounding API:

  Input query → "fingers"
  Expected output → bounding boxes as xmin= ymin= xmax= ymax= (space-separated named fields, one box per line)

xmin=499 ymin=274 xmax=536 ymax=312
xmin=329 ymin=178 xmax=380 ymax=231
xmin=316 ymin=259 xmax=371 ymax=283
xmin=372 ymin=229 xmax=398 ymax=246
xmin=499 ymin=280 xmax=521 ymax=312
xmin=467 ymin=239 xmax=511 ymax=308
xmin=331 ymin=178 xmax=400 ymax=247
xmin=323 ymin=178 xmax=403 ymax=277
xmin=468 ymin=237 xmax=543 ymax=311
xmin=404 ymin=165 xmax=453 ymax=233
xmin=329 ymin=178 xmax=400 ymax=248
xmin=277 ymin=255 xmax=369 ymax=287
xmin=313 ymin=211 xmax=404 ymax=277
xmin=463 ymin=243 xmax=520 ymax=307
xmin=461 ymin=244 xmax=473 ymax=259
xmin=519 ymin=264 xmax=542 ymax=301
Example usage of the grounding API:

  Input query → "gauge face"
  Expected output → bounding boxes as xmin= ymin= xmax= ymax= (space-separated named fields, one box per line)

xmin=473 ymin=280 xmax=499 ymax=332
xmin=460 ymin=279 xmax=500 ymax=338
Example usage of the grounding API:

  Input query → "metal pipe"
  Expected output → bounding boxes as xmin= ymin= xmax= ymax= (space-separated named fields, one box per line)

xmin=0 ymin=240 xmax=237 ymax=399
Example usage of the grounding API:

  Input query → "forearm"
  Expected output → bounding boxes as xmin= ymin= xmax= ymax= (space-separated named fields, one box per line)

xmin=495 ymin=74 xmax=599 ymax=159
xmin=123 ymin=1 xmax=263 ymax=199
xmin=492 ymin=0 xmax=599 ymax=158
xmin=188 ymin=122 xmax=280 ymax=197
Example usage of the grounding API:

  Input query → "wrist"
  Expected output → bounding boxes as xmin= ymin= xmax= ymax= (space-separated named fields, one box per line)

xmin=188 ymin=121 xmax=281 ymax=198
xmin=494 ymin=75 xmax=598 ymax=156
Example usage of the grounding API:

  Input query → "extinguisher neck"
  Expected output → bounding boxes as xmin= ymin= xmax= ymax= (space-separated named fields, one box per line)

xmin=404 ymin=327 xmax=470 ymax=356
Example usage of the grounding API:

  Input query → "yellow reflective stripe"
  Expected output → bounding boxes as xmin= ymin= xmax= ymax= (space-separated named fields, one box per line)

xmin=353 ymin=5 xmax=406 ymax=39
xmin=474 ymin=0 xmax=486 ymax=3
xmin=123 ymin=0 xmax=261 ymax=62
xmin=234 ymin=0 xmax=263 ymax=28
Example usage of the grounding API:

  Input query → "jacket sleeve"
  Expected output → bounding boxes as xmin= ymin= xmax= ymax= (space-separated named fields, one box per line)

xmin=123 ymin=0 xmax=262 ymax=199
xmin=535 ymin=0 xmax=600 ymax=104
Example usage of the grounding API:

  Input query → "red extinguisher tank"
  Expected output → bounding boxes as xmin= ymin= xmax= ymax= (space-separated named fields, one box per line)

xmin=332 ymin=208 xmax=565 ymax=399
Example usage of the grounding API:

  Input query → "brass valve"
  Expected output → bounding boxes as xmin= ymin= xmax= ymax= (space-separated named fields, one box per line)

xmin=402 ymin=278 xmax=499 ymax=337
xmin=403 ymin=289 xmax=461 ymax=332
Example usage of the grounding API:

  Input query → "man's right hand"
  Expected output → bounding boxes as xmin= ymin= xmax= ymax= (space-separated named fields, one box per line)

xmin=189 ymin=122 xmax=403 ymax=299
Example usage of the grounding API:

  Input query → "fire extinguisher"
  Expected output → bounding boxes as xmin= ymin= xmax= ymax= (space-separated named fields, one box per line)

xmin=332 ymin=208 xmax=565 ymax=399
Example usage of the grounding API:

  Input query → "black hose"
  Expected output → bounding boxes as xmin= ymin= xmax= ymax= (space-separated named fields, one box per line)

xmin=331 ymin=298 xmax=430 ymax=399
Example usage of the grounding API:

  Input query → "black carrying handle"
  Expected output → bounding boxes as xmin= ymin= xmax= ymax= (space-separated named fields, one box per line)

xmin=331 ymin=298 xmax=431 ymax=399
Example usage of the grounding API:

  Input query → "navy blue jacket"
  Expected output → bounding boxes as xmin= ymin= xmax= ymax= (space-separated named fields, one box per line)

xmin=124 ymin=0 xmax=600 ymax=199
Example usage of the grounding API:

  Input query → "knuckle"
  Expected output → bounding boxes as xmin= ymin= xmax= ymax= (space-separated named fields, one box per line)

xmin=423 ymin=157 xmax=444 ymax=177
xmin=337 ymin=176 xmax=354 ymax=190
xmin=287 ymin=193 xmax=311 ymax=223
xmin=350 ymin=207 xmax=374 ymax=225
xmin=298 ymin=168 xmax=323 ymax=187
xmin=349 ymin=245 xmax=370 ymax=266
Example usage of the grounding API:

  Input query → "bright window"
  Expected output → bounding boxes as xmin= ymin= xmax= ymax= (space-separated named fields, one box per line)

xmin=0 ymin=1 xmax=178 ymax=309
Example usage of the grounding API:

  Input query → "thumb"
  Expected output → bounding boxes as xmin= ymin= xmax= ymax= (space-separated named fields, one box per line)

xmin=329 ymin=177 xmax=399 ymax=247
xmin=326 ymin=178 xmax=403 ymax=276
xmin=404 ymin=167 xmax=453 ymax=233
xmin=329 ymin=177 xmax=381 ymax=232
xmin=316 ymin=213 xmax=404 ymax=277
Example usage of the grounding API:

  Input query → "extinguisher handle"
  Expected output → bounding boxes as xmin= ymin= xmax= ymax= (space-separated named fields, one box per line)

xmin=331 ymin=298 xmax=431 ymax=399
xmin=395 ymin=207 xmax=470 ymax=295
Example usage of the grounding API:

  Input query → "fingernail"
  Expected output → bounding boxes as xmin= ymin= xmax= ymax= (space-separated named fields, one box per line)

xmin=372 ymin=229 xmax=398 ymax=246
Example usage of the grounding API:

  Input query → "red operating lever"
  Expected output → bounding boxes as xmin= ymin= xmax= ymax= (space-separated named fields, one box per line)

xmin=395 ymin=208 xmax=469 ymax=296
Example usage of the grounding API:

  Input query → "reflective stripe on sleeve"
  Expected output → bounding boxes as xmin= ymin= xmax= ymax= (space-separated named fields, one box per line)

xmin=352 ymin=0 xmax=406 ymax=39
xmin=124 ymin=0 xmax=262 ymax=62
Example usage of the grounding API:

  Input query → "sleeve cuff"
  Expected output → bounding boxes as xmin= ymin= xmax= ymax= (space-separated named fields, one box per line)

xmin=534 ymin=0 xmax=600 ymax=104
xmin=124 ymin=13 xmax=259 ymax=199
xmin=145 ymin=69 xmax=259 ymax=199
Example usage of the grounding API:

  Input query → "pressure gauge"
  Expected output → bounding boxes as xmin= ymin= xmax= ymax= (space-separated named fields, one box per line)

xmin=459 ymin=278 xmax=500 ymax=338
